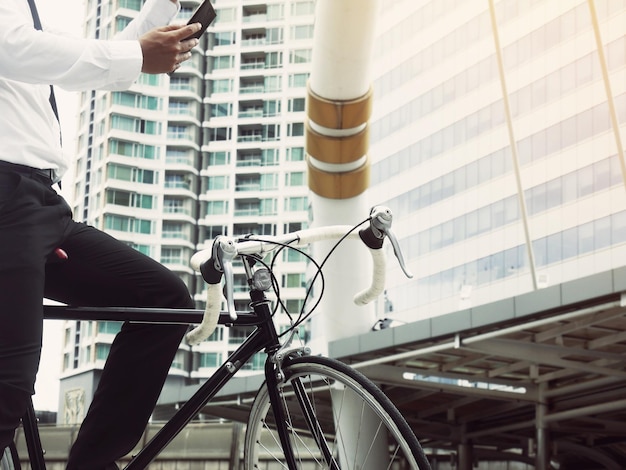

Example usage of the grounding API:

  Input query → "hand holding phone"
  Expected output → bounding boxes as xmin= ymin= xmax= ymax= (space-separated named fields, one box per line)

xmin=183 ymin=0 xmax=217 ymax=41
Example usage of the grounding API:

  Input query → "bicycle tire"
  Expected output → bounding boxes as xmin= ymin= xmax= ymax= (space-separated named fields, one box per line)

xmin=244 ymin=355 xmax=430 ymax=469
xmin=0 ymin=443 xmax=20 ymax=470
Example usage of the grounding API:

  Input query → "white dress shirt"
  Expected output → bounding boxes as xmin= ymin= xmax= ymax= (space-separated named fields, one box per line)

xmin=0 ymin=0 xmax=179 ymax=176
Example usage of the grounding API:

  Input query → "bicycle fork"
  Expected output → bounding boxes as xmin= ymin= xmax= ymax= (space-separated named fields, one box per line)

xmin=264 ymin=353 xmax=340 ymax=470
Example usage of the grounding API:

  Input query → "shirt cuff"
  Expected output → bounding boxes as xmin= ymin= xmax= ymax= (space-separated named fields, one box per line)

xmin=105 ymin=40 xmax=144 ymax=90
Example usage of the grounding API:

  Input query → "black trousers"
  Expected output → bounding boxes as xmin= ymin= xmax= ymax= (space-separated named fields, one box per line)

xmin=0 ymin=168 xmax=192 ymax=469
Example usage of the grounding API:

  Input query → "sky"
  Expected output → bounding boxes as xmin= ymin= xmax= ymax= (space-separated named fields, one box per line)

xmin=33 ymin=0 xmax=86 ymax=412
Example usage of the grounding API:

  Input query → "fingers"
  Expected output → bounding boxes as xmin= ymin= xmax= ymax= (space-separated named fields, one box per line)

xmin=172 ymin=22 xmax=202 ymax=41
xmin=139 ymin=23 xmax=202 ymax=74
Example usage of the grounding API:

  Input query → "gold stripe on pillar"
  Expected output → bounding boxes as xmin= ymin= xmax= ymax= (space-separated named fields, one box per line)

xmin=306 ymin=85 xmax=373 ymax=199
xmin=307 ymin=155 xmax=370 ymax=199
xmin=305 ymin=123 xmax=369 ymax=164
xmin=306 ymin=85 xmax=373 ymax=130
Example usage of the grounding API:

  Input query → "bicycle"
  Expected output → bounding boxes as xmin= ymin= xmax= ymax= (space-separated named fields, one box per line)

xmin=2 ymin=205 xmax=431 ymax=470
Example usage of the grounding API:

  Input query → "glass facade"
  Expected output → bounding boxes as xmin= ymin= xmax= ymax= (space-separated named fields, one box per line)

xmin=368 ymin=0 xmax=626 ymax=320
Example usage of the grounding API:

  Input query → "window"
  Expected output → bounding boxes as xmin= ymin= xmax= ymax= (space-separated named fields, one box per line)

xmin=264 ymin=75 xmax=282 ymax=92
xmin=288 ymin=122 xmax=304 ymax=136
xmin=118 ymin=0 xmax=141 ymax=10
xmin=98 ymin=321 xmax=122 ymax=334
xmin=162 ymin=222 xmax=185 ymax=239
xmin=106 ymin=190 xmax=154 ymax=209
xmin=164 ymin=174 xmax=189 ymax=190
xmin=291 ymin=1 xmax=315 ymax=16
xmin=229 ymin=327 xmax=254 ymax=344
xmin=213 ymin=31 xmax=235 ymax=46
xmin=111 ymin=115 xmax=159 ymax=135
xmin=289 ymin=73 xmax=308 ymax=88
xmin=266 ymin=27 xmax=283 ymax=45
xmin=109 ymin=139 xmax=159 ymax=159
xmin=211 ymin=103 xmax=232 ymax=118
xmin=290 ymin=49 xmax=312 ymax=64
xmin=136 ymin=73 xmax=161 ymax=87
xmin=169 ymin=100 xmax=191 ymax=115
xmin=212 ymin=55 xmax=234 ymax=70
xmin=283 ymin=273 xmax=305 ymax=288
xmin=264 ymin=100 xmax=281 ymax=117
xmin=259 ymin=198 xmax=277 ymax=216
xmin=167 ymin=125 xmax=190 ymax=140
xmin=260 ymin=173 xmax=278 ymax=190
xmin=283 ymin=249 xmax=307 ymax=262
xmin=104 ymin=215 xmax=153 ymax=234
xmin=164 ymin=198 xmax=184 ymax=214
xmin=286 ymin=147 xmax=305 ymax=161
xmin=285 ymin=197 xmax=307 ymax=212
xmin=208 ymin=151 xmax=230 ymax=166
xmin=212 ymin=78 xmax=233 ymax=93
xmin=203 ymin=226 xmax=225 ymax=240
xmin=115 ymin=16 xmax=132 ymax=32
xmin=112 ymin=92 xmax=160 ymax=111
xmin=288 ymin=98 xmax=305 ymax=112
xmin=242 ymin=353 xmax=265 ymax=371
xmin=216 ymin=7 xmax=236 ymax=22
xmin=208 ymin=127 xmax=231 ymax=141
xmin=262 ymin=148 xmax=279 ymax=165
xmin=206 ymin=200 xmax=229 ymax=216
xmin=200 ymin=352 xmax=222 ymax=368
xmin=291 ymin=24 xmax=313 ymax=40
xmin=96 ymin=344 xmax=111 ymax=361
xmin=267 ymin=4 xmax=284 ymax=20
xmin=169 ymin=76 xmax=192 ymax=91
xmin=265 ymin=51 xmax=283 ymax=68
xmin=285 ymin=171 xmax=305 ymax=186
xmin=207 ymin=175 xmax=229 ymax=190
xmin=161 ymin=247 xmax=183 ymax=265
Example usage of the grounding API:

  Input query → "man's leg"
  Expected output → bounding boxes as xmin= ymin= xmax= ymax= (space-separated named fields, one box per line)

xmin=0 ymin=172 xmax=71 ymax=452
xmin=44 ymin=223 xmax=192 ymax=469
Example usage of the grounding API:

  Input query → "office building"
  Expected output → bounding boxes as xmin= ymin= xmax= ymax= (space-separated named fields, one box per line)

xmin=368 ymin=0 xmax=626 ymax=323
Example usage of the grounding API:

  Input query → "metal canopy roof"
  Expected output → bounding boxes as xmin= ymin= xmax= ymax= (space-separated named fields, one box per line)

xmin=333 ymin=267 xmax=626 ymax=468
xmin=186 ymin=267 xmax=626 ymax=469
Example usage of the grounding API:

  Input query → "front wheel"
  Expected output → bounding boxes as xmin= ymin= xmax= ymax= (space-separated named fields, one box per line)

xmin=0 ymin=444 xmax=20 ymax=470
xmin=244 ymin=355 xmax=430 ymax=469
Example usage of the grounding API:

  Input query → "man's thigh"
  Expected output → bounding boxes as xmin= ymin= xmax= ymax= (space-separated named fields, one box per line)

xmin=44 ymin=222 xmax=193 ymax=308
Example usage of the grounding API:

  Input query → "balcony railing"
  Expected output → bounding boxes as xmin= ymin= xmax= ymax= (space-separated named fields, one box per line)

xmin=237 ymin=134 xmax=263 ymax=142
xmin=239 ymin=85 xmax=264 ymax=94
xmin=164 ymin=181 xmax=191 ymax=190
xmin=234 ymin=208 xmax=259 ymax=217
xmin=235 ymin=183 xmax=261 ymax=191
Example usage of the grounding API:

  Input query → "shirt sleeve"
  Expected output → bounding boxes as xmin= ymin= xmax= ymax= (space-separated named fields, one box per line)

xmin=0 ymin=0 xmax=180 ymax=91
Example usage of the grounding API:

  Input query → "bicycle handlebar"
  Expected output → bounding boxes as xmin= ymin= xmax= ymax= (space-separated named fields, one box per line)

xmin=186 ymin=206 xmax=412 ymax=345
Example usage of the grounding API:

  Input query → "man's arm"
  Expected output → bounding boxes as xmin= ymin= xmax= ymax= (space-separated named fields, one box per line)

xmin=0 ymin=0 xmax=200 ymax=89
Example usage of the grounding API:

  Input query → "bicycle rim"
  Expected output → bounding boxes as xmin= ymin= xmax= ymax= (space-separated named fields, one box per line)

xmin=244 ymin=356 xmax=429 ymax=469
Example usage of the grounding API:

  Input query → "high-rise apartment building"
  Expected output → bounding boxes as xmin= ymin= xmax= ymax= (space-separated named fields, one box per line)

xmin=58 ymin=0 xmax=315 ymax=421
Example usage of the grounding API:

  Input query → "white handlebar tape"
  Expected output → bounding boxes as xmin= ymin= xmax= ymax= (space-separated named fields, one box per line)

xmin=185 ymin=283 xmax=222 ymax=345
xmin=353 ymin=247 xmax=386 ymax=305
xmin=190 ymin=249 xmax=212 ymax=272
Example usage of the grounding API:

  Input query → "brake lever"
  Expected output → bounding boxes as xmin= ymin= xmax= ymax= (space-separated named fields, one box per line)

xmin=369 ymin=206 xmax=413 ymax=279
xmin=213 ymin=236 xmax=238 ymax=321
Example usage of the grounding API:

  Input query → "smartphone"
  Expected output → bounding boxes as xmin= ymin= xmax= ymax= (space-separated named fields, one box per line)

xmin=183 ymin=0 xmax=217 ymax=41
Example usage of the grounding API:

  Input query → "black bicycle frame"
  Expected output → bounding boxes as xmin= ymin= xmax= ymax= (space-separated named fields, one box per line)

xmin=27 ymin=294 xmax=290 ymax=469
